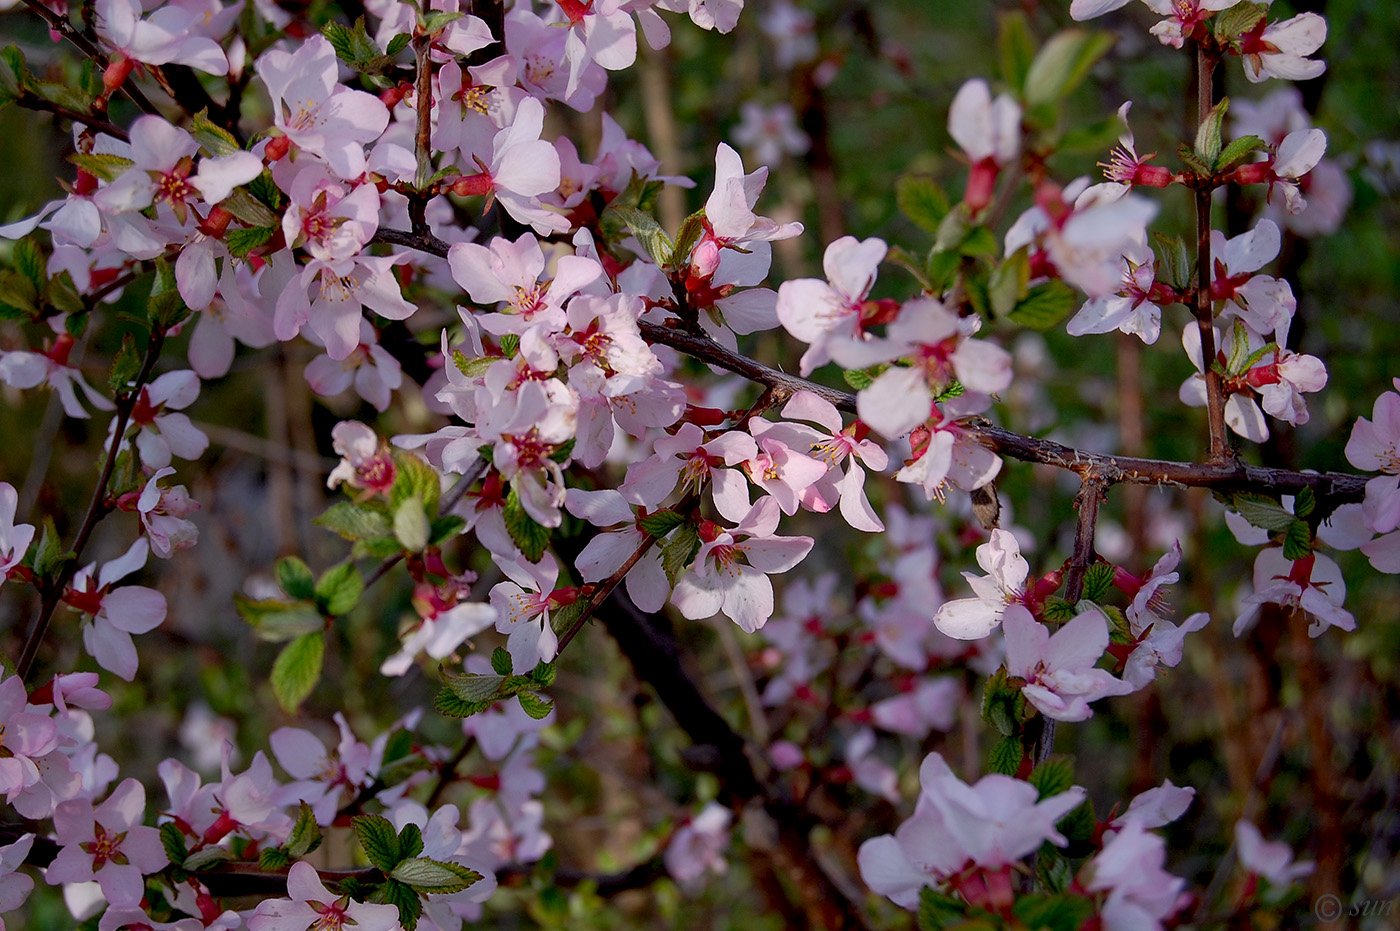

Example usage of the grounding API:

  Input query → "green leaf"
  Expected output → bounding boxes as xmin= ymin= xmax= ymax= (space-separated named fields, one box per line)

xmin=610 ymin=205 xmax=674 ymax=267
xmin=1176 ymin=144 xmax=1212 ymax=177
xmin=443 ymin=670 xmax=506 ymax=703
xmin=315 ymin=562 xmax=364 ymax=616
xmin=504 ymin=484 xmax=550 ymax=563
xmin=390 ymin=857 xmax=482 ymax=894
xmin=959 ymin=225 xmax=1000 ymax=258
xmin=1294 ymin=486 xmax=1316 ymax=519
xmin=353 ymin=814 xmax=402 ymax=871
xmin=1013 ymin=894 xmax=1095 ymax=931
xmin=258 ymin=847 xmax=291 ymax=871
xmin=1195 ymin=98 xmax=1229 ymax=167
xmin=1283 ymin=520 xmax=1313 ymax=561
xmin=1036 ymin=850 xmax=1074 ymax=894
xmin=286 ymin=802 xmax=323 ymax=858
xmin=884 ymin=244 xmax=933 ymax=291
xmin=988 ymin=734 xmax=1023 ymax=775
xmin=842 ymin=366 xmax=877 ymax=390
xmin=321 ymin=21 xmax=359 ymax=63
xmin=108 ymin=333 xmax=142 ymax=394
xmin=191 ymin=109 xmax=241 ymax=157
xmin=46 ymin=271 xmax=84 ymax=314
xmin=671 ymin=210 xmax=707 ymax=265
xmin=1216 ymin=134 xmax=1268 ymax=171
xmin=160 ymin=823 xmax=189 ymax=865
xmin=1214 ymin=1 xmax=1269 ymax=41
xmin=531 ymin=660 xmax=557 ymax=688
xmin=1080 ymin=563 xmax=1115 ymax=603
xmin=989 ymin=248 xmax=1030 ymax=318
xmin=357 ymin=535 xmax=405 ymax=559
xmin=397 ymin=823 xmax=424 ymax=862
xmin=499 ymin=333 xmax=520 ymax=357
xmin=222 ymin=186 xmax=282 ymax=227
xmin=276 ymin=556 xmax=316 ymax=600
xmin=420 ymin=10 xmax=466 ymax=34
xmin=183 ymin=846 xmax=236 ymax=871
xmin=226 ymin=225 xmax=276 ymax=258
xmin=0 ymin=47 xmax=21 ymax=105
xmin=660 ymin=522 xmax=702 ymax=586
xmin=933 ymin=202 xmax=973 ymax=253
xmin=429 ymin=515 xmax=467 ymax=545
xmin=236 ymin=596 xmax=324 ymax=641
xmin=247 ymin=171 xmax=287 ymax=211
xmin=1057 ymin=797 xmax=1097 ymax=846
xmin=394 ymin=498 xmax=429 ymax=552
xmin=1023 ymin=29 xmax=1115 ymax=107
xmin=997 ymin=10 xmax=1036 ymax=92
xmin=148 ymin=257 xmax=191 ymax=329
xmin=639 ymin=510 xmax=685 ymax=537
xmin=1043 ymin=598 xmax=1076 ymax=623
xmin=376 ymin=878 xmax=423 ymax=931
xmin=1008 ymin=280 xmax=1078 ymax=330
xmin=390 ymin=452 xmax=441 ymax=516
xmin=316 ymin=501 xmax=393 ymax=540
xmin=13 ymin=238 xmax=43 ymax=290
xmin=70 ymin=152 xmax=134 ymax=182
xmin=434 ymin=687 xmax=493 ymax=718
xmin=896 ymin=175 xmax=950 ymax=235
xmin=517 ymin=691 xmax=554 ymax=720
xmin=386 ymin=33 xmax=412 ymax=56
xmin=1028 ymin=756 xmax=1075 ymax=800
xmin=271 ymin=632 xmax=324 ymax=712
xmin=30 ymin=516 xmax=67 ymax=582
xmin=490 ymin=646 xmax=512 ymax=676
xmin=1232 ymin=492 xmax=1295 ymax=532
xmin=918 ymin=887 xmax=967 ymax=931
xmin=1151 ymin=232 xmax=1191 ymax=292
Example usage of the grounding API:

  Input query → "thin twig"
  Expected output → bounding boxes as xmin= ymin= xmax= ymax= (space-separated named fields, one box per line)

xmin=14 ymin=327 xmax=166 ymax=680
xmin=20 ymin=0 xmax=161 ymax=116
xmin=1193 ymin=43 xmax=1230 ymax=460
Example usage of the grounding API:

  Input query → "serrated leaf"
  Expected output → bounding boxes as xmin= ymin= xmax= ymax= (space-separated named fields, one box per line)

xmin=1151 ymin=231 xmax=1191 ymax=292
xmin=504 ymin=484 xmax=550 ymax=562
xmin=236 ymin=596 xmax=324 ymax=641
xmin=70 ymin=152 xmax=134 ymax=182
xmin=639 ymin=510 xmax=685 ymax=537
xmin=610 ymin=205 xmax=673 ymax=267
xmin=442 ymin=670 xmax=506 ymax=703
xmin=896 ymin=175 xmax=950 ymax=235
xmin=1176 ymin=144 xmax=1212 ymax=177
xmin=1023 ymin=29 xmax=1115 ymax=107
xmin=316 ymin=501 xmax=394 ymax=540
xmin=1217 ymin=134 xmax=1268 ymax=171
xmin=434 ymin=687 xmax=493 ymax=718
xmin=989 ymin=734 xmax=1023 ymax=775
xmin=883 ymin=244 xmax=933 ymax=291
xmin=247 ymin=171 xmax=286 ymax=211
xmin=321 ymin=21 xmax=358 ymax=62
xmin=396 ymin=823 xmax=424 ymax=862
xmin=276 ymin=556 xmax=316 ymax=600
xmin=1028 ymin=756 xmax=1075 ymax=800
xmin=30 ymin=516 xmax=66 ymax=582
xmin=842 ymin=366 xmax=875 ymax=390
xmin=258 ymin=847 xmax=292 ymax=870
xmin=316 ymin=562 xmax=363 ymax=616
xmin=1195 ymin=98 xmax=1228 ymax=167
xmin=420 ymin=10 xmax=466 ymax=34
xmin=918 ymin=887 xmax=967 ymax=931
xmin=222 ymin=186 xmax=281 ymax=227
xmin=517 ymin=690 xmax=554 ymax=720
xmin=531 ymin=661 xmax=556 ymax=687
xmin=34 ymin=80 xmax=91 ymax=113
xmin=1283 ymin=520 xmax=1313 ymax=561
xmin=1214 ymin=1 xmax=1269 ymax=41
xmin=108 ymin=333 xmax=141 ymax=394
xmin=46 ymin=271 xmax=83 ymax=314
xmin=13 ymin=238 xmax=43 ymax=290
xmin=226 ymin=225 xmax=276 ymax=259
xmin=286 ymin=801 xmax=322 ymax=858
xmin=386 ymin=33 xmax=412 ymax=56
xmin=353 ymin=814 xmax=402 ymax=872
xmin=1294 ymin=486 xmax=1316 ymax=519
xmin=160 ymin=822 xmax=188 ymax=865
xmin=183 ymin=846 xmax=236 ymax=871
xmin=1232 ymin=492 xmax=1295 ymax=532
xmin=1080 ymin=563 xmax=1115 ymax=603
xmin=1036 ymin=850 xmax=1074 ymax=894
xmin=394 ymin=499 xmax=429 ymax=552
xmin=148 ymin=257 xmax=190 ymax=329
xmin=1057 ymin=797 xmax=1097 ymax=845
xmin=390 ymin=856 xmax=482 ymax=894
xmin=1013 ymin=894 xmax=1095 ymax=931
xmin=671 ymin=210 xmax=707 ymax=266
xmin=191 ymin=109 xmax=241 ymax=157
xmin=271 ymin=632 xmax=324 ymax=712
xmin=959 ymin=225 xmax=1000 ymax=258
xmin=660 ymin=522 xmax=702 ymax=586
xmin=490 ymin=646 xmax=512 ymax=676
xmin=376 ymin=878 xmax=423 ymax=931
xmin=1009 ymin=280 xmax=1078 ymax=330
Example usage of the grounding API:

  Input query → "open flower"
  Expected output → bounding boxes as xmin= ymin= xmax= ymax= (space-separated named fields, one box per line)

xmin=248 ymin=861 xmax=401 ymax=931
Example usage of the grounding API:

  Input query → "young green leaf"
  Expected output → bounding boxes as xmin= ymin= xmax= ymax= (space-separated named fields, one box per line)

xmin=276 ymin=556 xmax=316 ymax=601
xmin=315 ymin=562 xmax=364 ymax=616
xmin=389 ymin=857 xmax=483 ymax=894
xmin=517 ymin=691 xmax=554 ymax=720
xmin=271 ymin=632 xmax=324 ymax=713
xmin=503 ymin=484 xmax=550 ymax=563
xmin=352 ymin=814 xmax=402 ymax=872
xmin=988 ymin=734 xmax=1023 ymax=775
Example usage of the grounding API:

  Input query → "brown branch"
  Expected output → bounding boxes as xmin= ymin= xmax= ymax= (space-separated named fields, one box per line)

xmin=409 ymin=33 xmax=434 ymax=233
xmin=1193 ymin=43 xmax=1230 ymax=460
xmin=1061 ymin=472 xmax=1109 ymax=605
xmin=20 ymin=0 xmax=161 ymax=116
xmin=368 ymin=225 xmax=1370 ymax=507
xmin=13 ymin=91 xmax=130 ymax=141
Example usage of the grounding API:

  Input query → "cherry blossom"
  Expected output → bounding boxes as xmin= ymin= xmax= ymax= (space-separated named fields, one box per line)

xmin=1004 ymin=604 xmax=1134 ymax=722
xmin=111 ymin=370 xmax=210 ymax=469
xmin=0 ymin=335 xmax=115 ymax=420
xmin=0 ymin=834 xmax=34 ymax=929
xmin=664 ymin=802 xmax=732 ymax=886
xmin=933 ymin=529 xmax=1030 ymax=640
xmin=732 ymin=101 xmax=809 ymax=167
xmin=0 ymin=482 xmax=35 ymax=588
xmin=775 ymin=235 xmax=891 ymax=376
xmin=47 ymin=777 xmax=168 ymax=907
xmin=94 ymin=0 xmax=230 ymax=77
xmin=64 ymin=539 xmax=168 ymax=681
xmin=1084 ymin=820 xmax=1188 ymax=930
xmin=248 ymin=860 xmax=401 ymax=931
xmin=1234 ymin=820 xmax=1315 ymax=886
xmin=1234 ymin=549 xmax=1355 ymax=638
xmin=1239 ymin=13 xmax=1327 ymax=84
xmin=947 ymin=78 xmax=1021 ymax=211
xmin=131 ymin=466 xmax=200 ymax=558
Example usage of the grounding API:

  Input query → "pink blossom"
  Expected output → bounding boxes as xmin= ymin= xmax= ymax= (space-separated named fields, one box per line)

xmin=619 ymin=421 xmax=757 ymax=522
xmin=304 ymin=319 xmax=403 ymax=412
xmin=0 ymin=833 xmax=34 ymax=925
xmin=0 ymin=482 xmax=35 ymax=587
xmin=270 ymin=714 xmax=379 ymax=825
xmin=47 ymin=778 xmax=168 ymax=907
xmin=0 ymin=335 xmax=115 ymax=419
xmin=276 ymin=252 xmax=417 ymax=362
xmin=1239 ymin=13 xmax=1327 ymax=84
xmin=326 ymin=420 xmax=396 ymax=495
xmin=110 ymin=370 xmax=209 ymax=469
xmin=948 ymin=78 xmax=1021 ymax=210
xmin=94 ymin=0 xmax=229 ymax=75
xmin=1112 ymin=779 xmax=1196 ymax=831
xmin=490 ymin=554 xmax=566 ymax=671
xmin=732 ymin=101 xmax=809 ymax=167
xmin=1084 ymin=820 xmax=1188 ymax=930
xmin=248 ymin=861 xmax=401 ymax=931
xmin=133 ymin=466 xmax=200 ymax=558
xmin=701 ymin=143 xmax=803 ymax=252
xmin=775 ymin=235 xmax=890 ymax=376
xmin=1234 ymin=820 xmax=1315 ymax=886
xmin=664 ymin=802 xmax=732 ymax=886
xmin=1234 ymin=549 xmax=1355 ymax=638
xmin=671 ymin=497 xmax=815 ymax=633
xmin=1004 ymin=605 xmax=1134 ymax=722
xmin=64 ymin=539 xmax=167 ymax=681
xmin=1066 ymin=240 xmax=1167 ymax=344
xmin=933 ymin=529 xmax=1029 ymax=640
